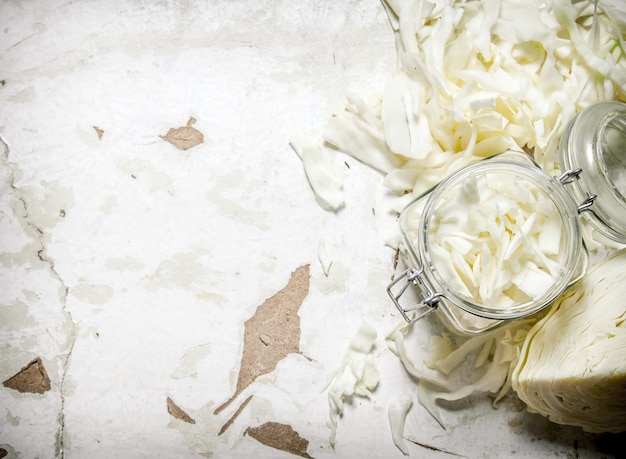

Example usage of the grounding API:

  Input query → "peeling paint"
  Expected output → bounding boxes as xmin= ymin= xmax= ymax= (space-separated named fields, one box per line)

xmin=70 ymin=283 xmax=114 ymax=306
xmin=218 ymin=394 xmax=252 ymax=436
xmin=161 ymin=117 xmax=204 ymax=151
xmin=171 ymin=343 xmax=212 ymax=380
xmin=0 ymin=135 xmax=77 ymax=459
xmin=3 ymin=357 xmax=51 ymax=394
xmin=214 ymin=265 xmax=310 ymax=415
xmin=167 ymin=397 xmax=196 ymax=424
xmin=245 ymin=422 xmax=314 ymax=459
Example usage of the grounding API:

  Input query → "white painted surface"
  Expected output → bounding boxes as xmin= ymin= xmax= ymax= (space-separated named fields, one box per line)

xmin=0 ymin=1 xmax=622 ymax=458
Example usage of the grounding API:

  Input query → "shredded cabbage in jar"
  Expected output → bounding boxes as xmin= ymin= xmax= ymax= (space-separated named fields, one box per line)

xmin=418 ymin=170 xmax=565 ymax=307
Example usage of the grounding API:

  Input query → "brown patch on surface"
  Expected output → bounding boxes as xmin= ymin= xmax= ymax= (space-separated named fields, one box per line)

xmin=161 ymin=116 xmax=204 ymax=150
xmin=0 ymin=447 xmax=8 ymax=458
xmin=508 ymin=417 xmax=523 ymax=427
xmin=218 ymin=394 xmax=253 ymax=436
xmin=167 ymin=397 xmax=196 ymax=424
xmin=214 ymin=265 xmax=310 ymax=415
xmin=93 ymin=126 xmax=104 ymax=140
xmin=3 ymin=358 xmax=51 ymax=394
xmin=245 ymin=422 xmax=314 ymax=459
xmin=508 ymin=416 xmax=524 ymax=434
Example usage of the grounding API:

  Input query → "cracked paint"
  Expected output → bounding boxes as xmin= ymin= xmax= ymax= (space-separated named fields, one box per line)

xmin=0 ymin=136 xmax=77 ymax=459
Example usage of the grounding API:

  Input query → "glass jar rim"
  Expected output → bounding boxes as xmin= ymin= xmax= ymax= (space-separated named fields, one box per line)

xmin=417 ymin=159 xmax=581 ymax=320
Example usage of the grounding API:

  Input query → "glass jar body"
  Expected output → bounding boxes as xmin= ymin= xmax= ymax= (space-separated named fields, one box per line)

xmin=394 ymin=151 xmax=587 ymax=334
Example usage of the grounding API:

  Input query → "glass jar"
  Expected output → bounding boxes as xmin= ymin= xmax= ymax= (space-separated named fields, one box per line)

xmin=388 ymin=101 xmax=626 ymax=335
xmin=559 ymin=100 xmax=626 ymax=243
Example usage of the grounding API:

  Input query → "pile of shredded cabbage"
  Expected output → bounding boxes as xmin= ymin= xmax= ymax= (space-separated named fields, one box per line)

xmin=387 ymin=316 xmax=536 ymax=426
xmin=318 ymin=0 xmax=626 ymax=449
xmin=319 ymin=0 xmax=626 ymax=212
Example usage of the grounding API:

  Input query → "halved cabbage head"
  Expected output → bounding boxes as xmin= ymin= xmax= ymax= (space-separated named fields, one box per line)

xmin=511 ymin=248 xmax=626 ymax=433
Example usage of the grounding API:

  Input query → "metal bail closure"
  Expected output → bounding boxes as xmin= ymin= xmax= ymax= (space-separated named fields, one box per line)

xmin=557 ymin=168 xmax=583 ymax=184
xmin=557 ymin=168 xmax=597 ymax=214
xmin=576 ymin=191 xmax=597 ymax=213
xmin=387 ymin=267 xmax=442 ymax=323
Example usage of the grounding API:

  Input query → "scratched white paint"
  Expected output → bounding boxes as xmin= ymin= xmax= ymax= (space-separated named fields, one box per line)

xmin=0 ymin=1 xmax=618 ymax=458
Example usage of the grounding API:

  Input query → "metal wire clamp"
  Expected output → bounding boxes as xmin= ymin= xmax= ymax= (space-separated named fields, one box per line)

xmin=387 ymin=266 xmax=442 ymax=323
xmin=557 ymin=168 xmax=597 ymax=213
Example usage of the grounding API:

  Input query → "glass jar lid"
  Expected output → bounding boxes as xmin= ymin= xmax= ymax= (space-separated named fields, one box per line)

xmin=558 ymin=101 xmax=626 ymax=243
